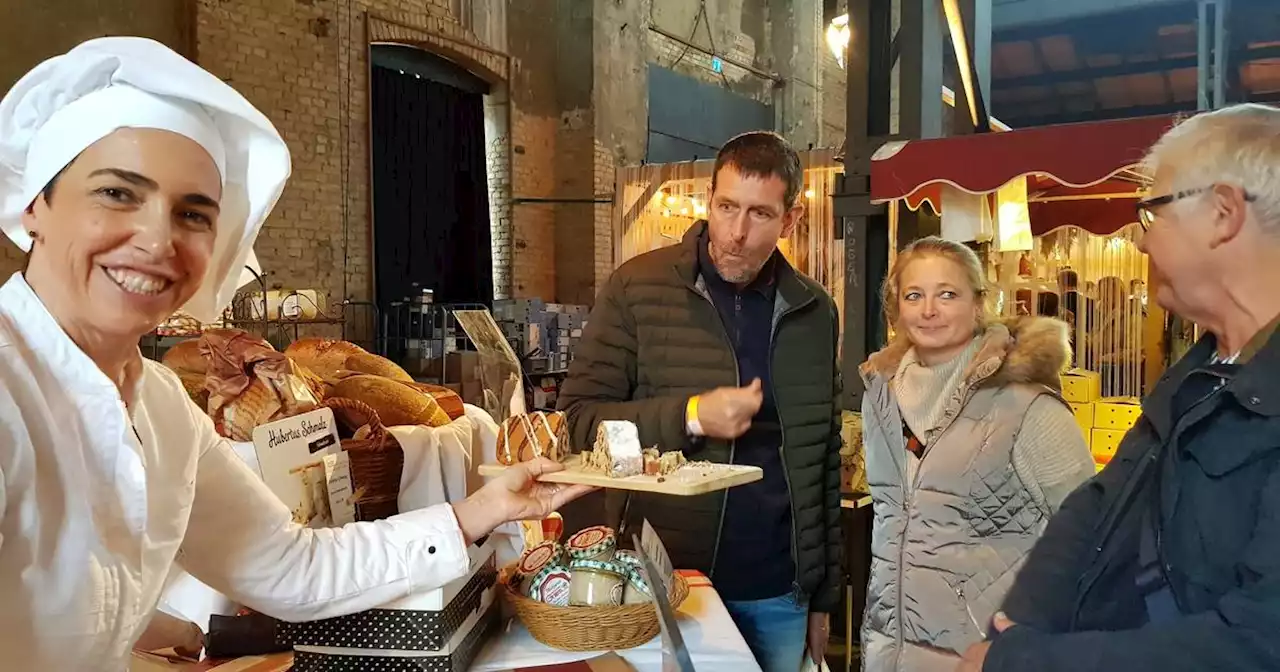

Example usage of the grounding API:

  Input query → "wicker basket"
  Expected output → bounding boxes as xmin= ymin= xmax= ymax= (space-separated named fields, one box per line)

xmin=322 ymin=398 xmax=403 ymax=522
xmin=499 ymin=566 xmax=690 ymax=651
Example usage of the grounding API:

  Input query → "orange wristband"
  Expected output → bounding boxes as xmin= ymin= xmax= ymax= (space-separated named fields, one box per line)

xmin=686 ymin=395 xmax=703 ymax=436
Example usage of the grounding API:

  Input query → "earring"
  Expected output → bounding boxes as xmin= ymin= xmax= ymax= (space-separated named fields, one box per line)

xmin=27 ymin=230 xmax=39 ymax=242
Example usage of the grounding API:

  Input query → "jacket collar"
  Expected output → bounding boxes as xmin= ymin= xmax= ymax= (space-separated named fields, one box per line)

xmin=859 ymin=316 xmax=1071 ymax=392
xmin=0 ymin=272 xmax=138 ymax=403
xmin=676 ymin=220 xmax=814 ymax=310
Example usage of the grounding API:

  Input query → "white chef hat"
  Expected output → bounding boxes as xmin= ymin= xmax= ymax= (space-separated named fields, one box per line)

xmin=0 ymin=36 xmax=291 ymax=323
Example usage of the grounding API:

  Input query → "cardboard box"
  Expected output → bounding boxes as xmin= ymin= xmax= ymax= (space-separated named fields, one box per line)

xmin=1091 ymin=428 xmax=1126 ymax=463
xmin=423 ymin=352 xmax=481 ymax=383
xmin=1061 ymin=369 xmax=1101 ymax=403
xmin=1069 ymin=402 xmax=1093 ymax=434
xmin=1094 ymin=397 xmax=1142 ymax=431
xmin=461 ymin=380 xmax=483 ymax=406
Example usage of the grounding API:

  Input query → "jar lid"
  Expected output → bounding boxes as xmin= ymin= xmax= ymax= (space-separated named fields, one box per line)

xmin=568 ymin=558 xmax=628 ymax=578
xmin=566 ymin=526 xmax=617 ymax=558
xmin=613 ymin=549 xmax=642 ymax=569
xmin=626 ymin=569 xmax=653 ymax=595
xmin=516 ymin=540 xmax=562 ymax=576
xmin=528 ymin=564 xmax=572 ymax=605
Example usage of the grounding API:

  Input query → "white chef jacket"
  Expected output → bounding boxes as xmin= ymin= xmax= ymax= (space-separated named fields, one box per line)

xmin=0 ymin=273 xmax=473 ymax=671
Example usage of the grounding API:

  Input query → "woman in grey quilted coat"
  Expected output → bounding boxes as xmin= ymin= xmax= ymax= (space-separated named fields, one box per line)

xmin=858 ymin=237 xmax=1095 ymax=672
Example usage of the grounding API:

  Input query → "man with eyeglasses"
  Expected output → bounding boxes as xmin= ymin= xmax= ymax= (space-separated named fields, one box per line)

xmin=956 ymin=103 xmax=1280 ymax=672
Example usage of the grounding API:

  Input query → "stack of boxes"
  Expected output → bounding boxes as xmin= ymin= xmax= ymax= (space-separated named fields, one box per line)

xmin=545 ymin=303 xmax=589 ymax=372
xmin=1061 ymin=369 xmax=1144 ymax=471
xmin=492 ymin=299 xmax=589 ymax=373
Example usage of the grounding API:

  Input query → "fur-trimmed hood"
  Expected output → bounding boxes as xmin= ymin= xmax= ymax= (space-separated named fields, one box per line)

xmin=859 ymin=316 xmax=1071 ymax=392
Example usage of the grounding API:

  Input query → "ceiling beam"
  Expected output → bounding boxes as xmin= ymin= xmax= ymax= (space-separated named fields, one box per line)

xmin=994 ymin=1 xmax=1197 ymax=43
xmin=993 ymin=44 xmax=1280 ymax=90
xmin=998 ymin=90 xmax=1280 ymax=127
xmin=994 ymin=0 xmax=1193 ymax=34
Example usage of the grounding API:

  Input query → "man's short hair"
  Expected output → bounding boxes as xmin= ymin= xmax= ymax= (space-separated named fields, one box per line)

xmin=1144 ymin=103 xmax=1280 ymax=233
xmin=712 ymin=131 xmax=803 ymax=209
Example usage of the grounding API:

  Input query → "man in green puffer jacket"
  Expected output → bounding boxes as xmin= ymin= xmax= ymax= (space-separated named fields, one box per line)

xmin=557 ymin=131 xmax=843 ymax=672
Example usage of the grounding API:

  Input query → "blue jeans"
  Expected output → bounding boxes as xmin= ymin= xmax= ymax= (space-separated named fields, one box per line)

xmin=723 ymin=594 xmax=809 ymax=672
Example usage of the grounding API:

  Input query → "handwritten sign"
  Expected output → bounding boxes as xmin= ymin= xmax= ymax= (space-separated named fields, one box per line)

xmin=252 ymin=408 xmax=343 ymax=528
xmin=323 ymin=451 xmax=357 ymax=526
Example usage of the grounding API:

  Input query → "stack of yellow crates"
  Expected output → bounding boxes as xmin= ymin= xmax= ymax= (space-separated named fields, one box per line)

xmin=1060 ymin=369 xmax=1143 ymax=471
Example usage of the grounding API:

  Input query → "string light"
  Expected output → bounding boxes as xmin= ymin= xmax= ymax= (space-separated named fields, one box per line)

xmin=804 ymin=189 xmax=816 ymax=199
xmin=665 ymin=194 xmax=678 ymax=205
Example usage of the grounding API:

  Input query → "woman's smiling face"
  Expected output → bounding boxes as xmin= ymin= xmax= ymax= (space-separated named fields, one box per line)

xmin=22 ymin=127 xmax=222 ymax=341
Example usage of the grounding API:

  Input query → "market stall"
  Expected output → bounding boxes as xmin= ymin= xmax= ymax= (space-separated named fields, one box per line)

xmin=870 ymin=113 xmax=1184 ymax=466
xmin=135 ymin=322 xmax=763 ymax=672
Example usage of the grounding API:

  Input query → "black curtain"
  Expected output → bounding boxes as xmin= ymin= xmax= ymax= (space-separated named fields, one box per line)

xmin=371 ymin=65 xmax=493 ymax=311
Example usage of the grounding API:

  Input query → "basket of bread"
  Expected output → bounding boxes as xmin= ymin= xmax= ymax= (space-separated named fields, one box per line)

xmin=499 ymin=524 xmax=689 ymax=651
xmin=161 ymin=331 xmax=467 ymax=521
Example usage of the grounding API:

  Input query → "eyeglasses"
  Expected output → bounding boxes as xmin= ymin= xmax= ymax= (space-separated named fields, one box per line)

xmin=1135 ymin=186 xmax=1257 ymax=231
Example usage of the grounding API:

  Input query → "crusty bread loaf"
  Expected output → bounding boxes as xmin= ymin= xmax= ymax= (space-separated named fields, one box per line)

xmin=497 ymin=411 xmax=570 ymax=465
xmin=330 ymin=374 xmax=451 ymax=428
xmin=401 ymin=382 xmax=465 ymax=421
xmin=344 ymin=351 xmax=413 ymax=382
xmin=177 ymin=371 xmax=210 ymax=411
xmin=285 ymin=337 xmax=365 ymax=376
xmin=163 ymin=339 xmax=208 ymax=374
xmin=218 ymin=378 xmax=283 ymax=442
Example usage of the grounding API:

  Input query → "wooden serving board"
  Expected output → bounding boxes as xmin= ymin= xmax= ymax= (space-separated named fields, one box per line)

xmin=477 ymin=455 xmax=763 ymax=496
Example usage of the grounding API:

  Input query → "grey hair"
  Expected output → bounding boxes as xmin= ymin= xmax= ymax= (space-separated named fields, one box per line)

xmin=1143 ymin=103 xmax=1280 ymax=233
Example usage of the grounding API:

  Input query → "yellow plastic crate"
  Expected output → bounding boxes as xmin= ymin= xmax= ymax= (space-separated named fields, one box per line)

xmin=1069 ymin=402 xmax=1094 ymax=435
xmin=1061 ymin=369 xmax=1101 ymax=403
xmin=1094 ymin=397 xmax=1142 ymax=431
xmin=1091 ymin=428 xmax=1126 ymax=463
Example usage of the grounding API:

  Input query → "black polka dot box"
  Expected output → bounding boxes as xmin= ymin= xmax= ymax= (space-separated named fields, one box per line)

xmin=290 ymin=601 xmax=500 ymax=672
xmin=278 ymin=535 xmax=499 ymax=657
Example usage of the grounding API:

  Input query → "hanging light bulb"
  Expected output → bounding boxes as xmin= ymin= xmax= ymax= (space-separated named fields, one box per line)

xmin=826 ymin=14 xmax=850 ymax=69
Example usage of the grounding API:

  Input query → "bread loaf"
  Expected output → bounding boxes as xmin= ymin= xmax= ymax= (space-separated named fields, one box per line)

xmin=401 ymin=382 xmax=465 ymax=420
xmin=162 ymin=339 xmax=207 ymax=374
xmin=177 ymin=371 xmax=210 ymax=411
xmin=344 ymin=351 xmax=412 ymax=382
xmin=330 ymin=375 xmax=451 ymax=428
xmin=203 ymin=329 xmax=320 ymax=440
xmin=218 ymin=377 xmax=283 ymax=442
xmin=285 ymin=337 xmax=365 ymax=376
xmin=496 ymin=411 xmax=571 ymax=465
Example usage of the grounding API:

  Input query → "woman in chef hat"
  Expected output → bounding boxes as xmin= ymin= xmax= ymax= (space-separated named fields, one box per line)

xmin=0 ymin=37 xmax=591 ymax=670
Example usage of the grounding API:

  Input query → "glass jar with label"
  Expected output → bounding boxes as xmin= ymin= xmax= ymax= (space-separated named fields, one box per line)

xmin=568 ymin=559 xmax=628 ymax=607
xmin=529 ymin=564 xmax=573 ymax=606
xmin=622 ymin=569 xmax=653 ymax=605
xmin=566 ymin=526 xmax=617 ymax=562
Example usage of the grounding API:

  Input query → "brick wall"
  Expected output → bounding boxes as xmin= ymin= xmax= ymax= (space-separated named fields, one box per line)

xmin=195 ymin=0 xmax=535 ymax=315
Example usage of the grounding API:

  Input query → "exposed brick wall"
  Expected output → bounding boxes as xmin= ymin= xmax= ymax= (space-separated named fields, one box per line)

xmin=821 ymin=47 xmax=848 ymax=146
xmin=593 ymin=139 xmax=616 ymax=296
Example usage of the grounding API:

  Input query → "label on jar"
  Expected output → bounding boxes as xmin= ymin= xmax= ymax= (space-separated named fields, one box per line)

xmin=518 ymin=541 xmax=559 ymax=576
xmin=609 ymin=580 xmax=625 ymax=606
xmin=568 ymin=526 xmax=612 ymax=550
xmin=533 ymin=567 xmax=572 ymax=606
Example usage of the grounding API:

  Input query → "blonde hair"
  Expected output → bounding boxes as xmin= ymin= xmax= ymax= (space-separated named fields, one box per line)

xmin=881 ymin=236 xmax=993 ymax=343
xmin=1144 ymin=103 xmax=1280 ymax=233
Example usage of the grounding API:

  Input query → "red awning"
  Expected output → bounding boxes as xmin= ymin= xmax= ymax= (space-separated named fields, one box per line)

xmin=870 ymin=114 xmax=1181 ymax=236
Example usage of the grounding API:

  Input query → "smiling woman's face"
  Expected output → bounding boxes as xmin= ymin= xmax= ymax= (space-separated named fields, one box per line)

xmin=22 ymin=127 xmax=222 ymax=341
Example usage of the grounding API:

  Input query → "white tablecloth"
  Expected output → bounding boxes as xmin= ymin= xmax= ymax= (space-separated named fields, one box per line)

xmin=470 ymin=572 xmax=762 ymax=672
